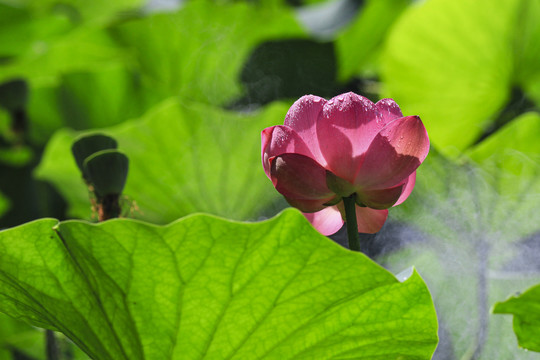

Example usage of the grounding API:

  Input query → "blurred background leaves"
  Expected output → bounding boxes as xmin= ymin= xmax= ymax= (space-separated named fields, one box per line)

xmin=381 ymin=0 xmax=540 ymax=157
xmin=0 ymin=0 xmax=539 ymax=359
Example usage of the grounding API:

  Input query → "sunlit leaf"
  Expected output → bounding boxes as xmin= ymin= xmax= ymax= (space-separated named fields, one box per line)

xmin=336 ymin=0 xmax=411 ymax=80
xmin=382 ymin=0 xmax=525 ymax=157
xmin=36 ymin=99 xmax=290 ymax=222
xmin=0 ymin=210 xmax=438 ymax=360
xmin=514 ymin=0 xmax=540 ymax=105
xmin=494 ymin=283 xmax=540 ymax=352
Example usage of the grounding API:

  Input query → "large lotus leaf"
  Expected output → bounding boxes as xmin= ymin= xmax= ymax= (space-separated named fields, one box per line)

xmin=380 ymin=113 xmax=540 ymax=359
xmin=0 ymin=25 xmax=125 ymax=88
xmin=465 ymin=112 xmax=540 ymax=242
xmin=0 ymin=4 xmax=72 ymax=58
xmin=36 ymin=99 xmax=290 ymax=222
xmin=382 ymin=0 xmax=526 ymax=157
xmin=25 ymin=65 xmax=147 ymax=145
xmin=21 ymin=0 xmax=144 ymax=24
xmin=494 ymin=283 xmax=540 ymax=352
xmin=26 ymin=63 xmax=147 ymax=146
xmin=0 ymin=210 xmax=438 ymax=360
xmin=0 ymin=3 xmax=34 ymax=58
xmin=0 ymin=12 xmax=133 ymax=143
xmin=335 ymin=0 xmax=411 ymax=81
xmin=109 ymin=1 xmax=305 ymax=106
xmin=23 ymin=84 xmax=64 ymax=145
xmin=395 ymin=112 xmax=540 ymax=247
xmin=514 ymin=0 xmax=540 ymax=105
xmin=381 ymin=244 xmax=539 ymax=360
xmin=54 ymin=66 xmax=146 ymax=131
xmin=1 ymin=25 xmax=127 ymax=141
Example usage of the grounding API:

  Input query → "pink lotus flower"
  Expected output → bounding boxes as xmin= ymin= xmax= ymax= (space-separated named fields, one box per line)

xmin=261 ymin=92 xmax=429 ymax=235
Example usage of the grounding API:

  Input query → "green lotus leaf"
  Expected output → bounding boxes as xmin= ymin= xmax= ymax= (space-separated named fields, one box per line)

xmin=466 ymin=112 xmax=540 ymax=240
xmin=0 ymin=25 xmax=124 ymax=87
xmin=381 ymin=0 xmax=539 ymax=157
xmin=383 ymin=244 xmax=539 ymax=360
xmin=0 ymin=209 xmax=438 ymax=360
xmin=110 ymin=1 xmax=305 ymax=106
xmin=514 ymin=0 xmax=540 ymax=105
xmin=384 ymin=113 xmax=540 ymax=359
xmin=336 ymin=0 xmax=411 ymax=81
xmin=0 ymin=3 xmax=33 ymax=58
xmin=0 ymin=4 xmax=72 ymax=59
xmin=27 ymin=64 xmax=148 ymax=145
xmin=22 ymin=0 xmax=144 ymax=24
xmin=35 ymin=99 xmax=290 ymax=222
xmin=494 ymin=283 xmax=540 ymax=352
xmin=395 ymin=112 xmax=540 ymax=245
xmin=0 ymin=25 xmax=130 ymax=143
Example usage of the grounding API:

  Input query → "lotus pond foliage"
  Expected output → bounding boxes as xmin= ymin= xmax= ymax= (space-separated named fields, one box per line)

xmin=0 ymin=0 xmax=539 ymax=360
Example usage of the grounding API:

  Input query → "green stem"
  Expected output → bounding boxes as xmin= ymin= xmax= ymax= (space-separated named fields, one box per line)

xmin=342 ymin=195 xmax=360 ymax=251
xmin=46 ymin=330 xmax=60 ymax=360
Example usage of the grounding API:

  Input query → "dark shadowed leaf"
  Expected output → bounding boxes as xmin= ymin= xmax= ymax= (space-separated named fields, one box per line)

xmin=238 ymin=39 xmax=337 ymax=105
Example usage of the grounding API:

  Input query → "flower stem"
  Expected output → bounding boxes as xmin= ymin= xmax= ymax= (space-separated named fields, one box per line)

xmin=97 ymin=194 xmax=122 ymax=221
xmin=342 ymin=195 xmax=360 ymax=251
xmin=46 ymin=329 xmax=60 ymax=360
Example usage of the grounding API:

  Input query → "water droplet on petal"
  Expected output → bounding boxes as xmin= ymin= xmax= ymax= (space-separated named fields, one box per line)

xmin=313 ymin=97 xmax=321 ymax=103
xmin=328 ymin=99 xmax=334 ymax=105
